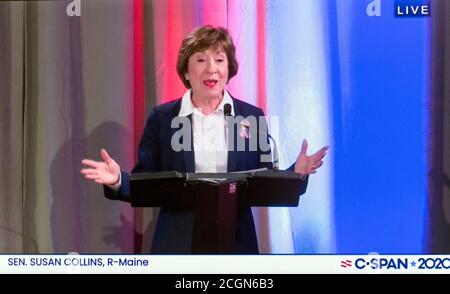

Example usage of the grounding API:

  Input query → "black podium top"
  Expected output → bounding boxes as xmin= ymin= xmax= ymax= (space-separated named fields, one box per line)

xmin=130 ymin=168 xmax=307 ymax=208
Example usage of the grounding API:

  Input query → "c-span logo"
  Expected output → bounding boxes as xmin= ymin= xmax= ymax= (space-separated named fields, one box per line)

xmin=355 ymin=257 xmax=409 ymax=270
xmin=395 ymin=0 xmax=431 ymax=17
xmin=340 ymin=260 xmax=352 ymax=268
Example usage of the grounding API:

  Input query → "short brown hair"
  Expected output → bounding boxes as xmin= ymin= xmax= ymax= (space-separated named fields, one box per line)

xmin=176 ymin=25 xmax=239 ymax=89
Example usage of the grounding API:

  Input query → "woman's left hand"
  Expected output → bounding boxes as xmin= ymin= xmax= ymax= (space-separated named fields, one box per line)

xmin=294 ymin=139 xmax=329 ymax=176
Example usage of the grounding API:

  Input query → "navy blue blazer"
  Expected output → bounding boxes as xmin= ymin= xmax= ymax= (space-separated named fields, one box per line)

xmin=104 ymin=96 xmax=307 ymax=253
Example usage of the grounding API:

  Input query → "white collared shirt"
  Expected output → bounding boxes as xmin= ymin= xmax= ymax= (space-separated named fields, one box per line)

xmin=178 ymin=89 xmax=234 ymax=173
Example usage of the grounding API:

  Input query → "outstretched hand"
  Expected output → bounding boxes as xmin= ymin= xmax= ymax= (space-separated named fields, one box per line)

xmin=81 ymin=149 xmax=121 ymax=185
xmin=294 ymin=139 xmax=329 ymax=176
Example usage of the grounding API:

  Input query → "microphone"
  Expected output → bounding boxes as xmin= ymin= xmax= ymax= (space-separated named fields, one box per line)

xmin=268 ymin=134 xmax=279 ymax=170
xmin=241 ymin=120 xmax=280 ymax=171
xmin=224 ymin=103 xmax=232 ymax=117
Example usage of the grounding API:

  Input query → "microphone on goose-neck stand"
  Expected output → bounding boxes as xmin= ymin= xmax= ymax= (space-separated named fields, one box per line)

xmin=224 ymin=103 xmax=232 ymax=117
xmin=268 ymin=134 xmax=279 ymax=170
xmin=223 ymin=103 xmax=232 ymax=159
xmin=223 ymin=103 xmax=279 ymax=170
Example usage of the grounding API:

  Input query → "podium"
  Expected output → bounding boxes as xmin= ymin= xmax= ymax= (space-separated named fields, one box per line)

xmin=130 ymin=169 xmax=306 ymax=253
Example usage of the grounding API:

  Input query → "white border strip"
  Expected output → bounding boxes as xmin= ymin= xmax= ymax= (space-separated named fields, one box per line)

xmin=1 ymin=255 xmax=450 ymax=274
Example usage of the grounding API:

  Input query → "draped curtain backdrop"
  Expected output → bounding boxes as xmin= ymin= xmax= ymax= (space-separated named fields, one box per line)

xmin=0 ymin=0 xmax=449 ymax=254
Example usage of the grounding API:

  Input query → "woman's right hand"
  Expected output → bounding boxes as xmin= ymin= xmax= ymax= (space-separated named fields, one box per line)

xmin=81 ymin=149 xmax=121 ymax=185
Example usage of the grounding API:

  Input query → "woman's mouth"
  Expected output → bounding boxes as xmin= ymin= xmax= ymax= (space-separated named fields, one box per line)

xmin=203 ymin=79 xmax=218 ymax=88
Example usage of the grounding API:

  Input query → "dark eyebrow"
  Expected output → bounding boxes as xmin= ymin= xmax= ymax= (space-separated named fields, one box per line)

xmin=192 ymin=50 xmax=225 ymax=57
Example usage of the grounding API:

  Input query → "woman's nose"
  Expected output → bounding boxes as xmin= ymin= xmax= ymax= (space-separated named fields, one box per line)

xmin=206 ymin=60 xmax=218 ymax=73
